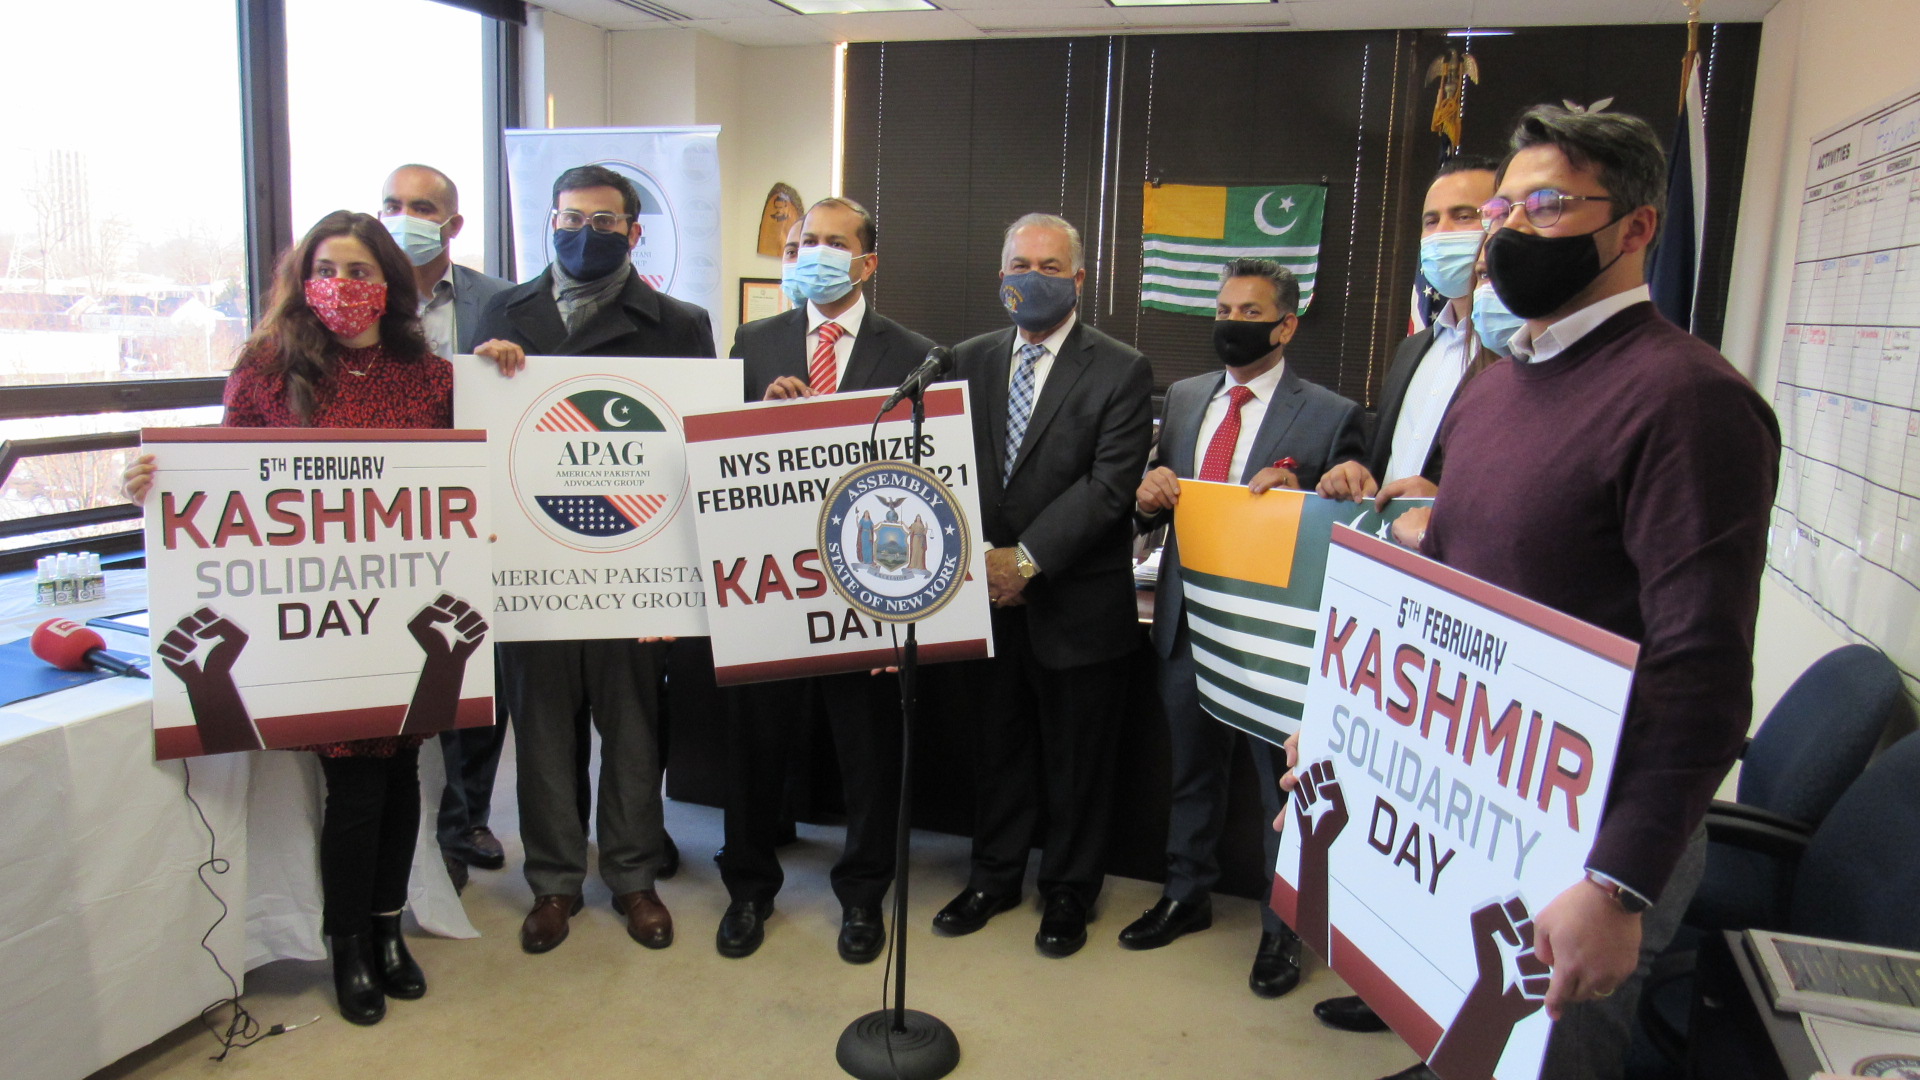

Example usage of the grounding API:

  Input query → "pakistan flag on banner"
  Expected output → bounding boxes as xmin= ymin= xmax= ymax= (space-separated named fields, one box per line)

xmin=1141 ymin=183 xmax=1327 ymax=317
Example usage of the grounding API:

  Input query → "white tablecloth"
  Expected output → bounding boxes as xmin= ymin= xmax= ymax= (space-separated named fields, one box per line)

xmin=0 ymin=570 xmax=477 ymax=1080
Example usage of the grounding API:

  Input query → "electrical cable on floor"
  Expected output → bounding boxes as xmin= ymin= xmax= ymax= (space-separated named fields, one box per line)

xmin=181 ymin=758 xmax=315 ymax=1059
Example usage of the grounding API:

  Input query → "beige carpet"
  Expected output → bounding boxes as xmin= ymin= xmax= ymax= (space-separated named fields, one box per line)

xmin=93 ymin=764 xmax=1417 ymax=1080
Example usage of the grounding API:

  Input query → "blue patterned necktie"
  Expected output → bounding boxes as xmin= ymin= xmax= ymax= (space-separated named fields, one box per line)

xmin=1004 ymin=342 xmax=1045 ymax=483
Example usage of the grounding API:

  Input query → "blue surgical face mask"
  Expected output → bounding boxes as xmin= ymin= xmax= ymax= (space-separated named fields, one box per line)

xmin=1419 ymin=229 xmax=1482 ymax=300
xmin=1472 ymin=282 xmax=1526 ymax=357
xmin=789 ymin=245 xmax=869 ymax=305
xmin=383 ymin=213 xmax=447 ymax=268
xmin=553 ymin=224 xmax=632 ymax=281
xmin=779 ymin=261 xmax=807 ymax=305
xmin=1000 ymin=270 xmax=1079 ymax=334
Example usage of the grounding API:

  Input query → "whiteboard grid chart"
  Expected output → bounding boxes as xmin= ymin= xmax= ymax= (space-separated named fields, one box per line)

xmin=1771 ymin=80 xmax=1920 ymax=685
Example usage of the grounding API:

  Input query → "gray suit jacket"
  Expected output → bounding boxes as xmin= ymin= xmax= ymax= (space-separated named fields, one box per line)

xmin=954 ymin=319 xmax=1154 ymax=670
xmin=1142 ymin=364 xmax=1364 ymax=659
xmin=450 ymin=264 xmax=514 ymax=354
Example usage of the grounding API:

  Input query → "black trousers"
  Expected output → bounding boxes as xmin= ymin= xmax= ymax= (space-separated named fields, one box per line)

xmin=720 ymin=672 xmax=903 ymax=909
xmin=436 ymin=660 xmax=508 ymax=853
xmin=965 ymin=610 xmax=1129 ymax=907
xmin=318 ymin=746 xmax=421 ymax=937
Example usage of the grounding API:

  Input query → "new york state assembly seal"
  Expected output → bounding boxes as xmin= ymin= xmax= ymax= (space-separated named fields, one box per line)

xmin=817 ymin=460 xmax=969 ymax=623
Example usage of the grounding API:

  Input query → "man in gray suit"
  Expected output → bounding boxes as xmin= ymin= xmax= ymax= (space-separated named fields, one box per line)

xmin=378 ymin=163 xmax=516 ymax=891
xmin=933 ymin=213 xmax=1154 ymax=958
xmin=1120 ymin=259 xmax=1364 ymax=998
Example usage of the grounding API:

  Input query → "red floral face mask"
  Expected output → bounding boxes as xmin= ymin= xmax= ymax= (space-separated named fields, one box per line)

xmin=304 ymin=277 xmax=387 ymax=340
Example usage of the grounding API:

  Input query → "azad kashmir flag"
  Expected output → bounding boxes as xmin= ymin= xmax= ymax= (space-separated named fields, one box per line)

xmin=1171 ymin=482 xmax=1428 ymax=744
xmin=1142 ymin=183 xmax=1327 ymax=317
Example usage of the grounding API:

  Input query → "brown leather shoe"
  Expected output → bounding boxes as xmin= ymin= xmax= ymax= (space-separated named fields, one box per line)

xmin=614 ymin=889 xmax=674 ymax=949
xmin=520 ymin=894 xmax=583 ymax=954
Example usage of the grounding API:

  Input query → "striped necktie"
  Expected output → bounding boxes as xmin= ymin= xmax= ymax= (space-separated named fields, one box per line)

xmin=1004 ymin=342 xmax=1045 ymax=483
xmin=1198 ymin=385 xmax=1255 ymax=483
xmin=810 ymin=321 xmax=844 ymax=395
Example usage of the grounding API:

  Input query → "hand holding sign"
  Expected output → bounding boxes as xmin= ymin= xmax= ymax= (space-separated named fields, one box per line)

xmin=1429 ymin=895 xmax=1551 ymax=1079
xmin=399 ymin=594 xmax=489 ymax=735
xmin=158 ymin=608 xmax=261 ymax=754
xmin=1291 ymin=758 xmax=1349 ymax=956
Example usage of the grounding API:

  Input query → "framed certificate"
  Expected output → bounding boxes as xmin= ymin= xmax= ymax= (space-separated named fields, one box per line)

xmin=739 ymin=277 xmax=790 ymax=324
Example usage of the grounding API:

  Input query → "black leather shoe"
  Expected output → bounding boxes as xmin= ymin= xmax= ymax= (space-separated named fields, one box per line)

xmin=1249 ymin=929 xmax=1303 ymax=998
xmin=1035 ymin=891 xmax=1089 ymax=958
xmin=1315 ymin=994 xmax=1389 ymax=1032
xmin=1117 ymin=896 xmax=1213 ymax=950
xmin=931 ymin=888 xmax=1020 ymax=936
xmin=459 ymin=826 xmax=507 ymax=870
xmin=658 ymin=832 xmax=681 ymax=880
xmin=1378 ymin=1066 xmax=1437 ymax=1080
xmin=716 ymin=898 xmax=773 ymax=958
xmin=368 ymin=914 xmax=426 ymax=999
xmin=441 ymin=852 xmax=469 ymax=894
xmin=329 ymin=933 xmax=385 ymax=1025
xmin=838 ymin=906 xmax=885 ymax=964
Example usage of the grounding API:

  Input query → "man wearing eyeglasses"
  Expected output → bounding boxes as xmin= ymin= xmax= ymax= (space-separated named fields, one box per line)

xmin=475 ymin=164 xmax=717 ymax=956
xmin=1298 ymin=105 xmax=1778 ymax=1080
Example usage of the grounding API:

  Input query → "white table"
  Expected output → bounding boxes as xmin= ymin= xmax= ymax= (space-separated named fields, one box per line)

xmin=0 ymin=570 xmax=477 ymax=1080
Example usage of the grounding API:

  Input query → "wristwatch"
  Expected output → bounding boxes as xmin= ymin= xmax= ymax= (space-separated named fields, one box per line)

xmin=1586 ymin=870 xmax=1651 ymax=914
xmin=1013 ymin=545 xmax=1039 ymax=579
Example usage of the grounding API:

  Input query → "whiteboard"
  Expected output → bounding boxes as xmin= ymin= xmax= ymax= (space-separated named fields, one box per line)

xmin=1769 ymin=79 xmax=1920 ymax=686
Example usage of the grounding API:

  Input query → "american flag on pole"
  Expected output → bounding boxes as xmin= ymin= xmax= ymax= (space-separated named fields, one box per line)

xmin=1141 ymin=184 xmax=1327 ymax=317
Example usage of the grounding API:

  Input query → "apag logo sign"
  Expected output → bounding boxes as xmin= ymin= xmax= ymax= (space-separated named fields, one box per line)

xmin=509 ymin=376 xmax=688 ymax=553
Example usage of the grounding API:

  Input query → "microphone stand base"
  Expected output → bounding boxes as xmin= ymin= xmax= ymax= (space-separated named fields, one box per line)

xmin=835 ymin=1009 xmax=960 ymax=1080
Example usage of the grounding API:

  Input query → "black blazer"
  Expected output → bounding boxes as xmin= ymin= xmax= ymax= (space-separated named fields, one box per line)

xmin=1364 ymin=327 xmax=1435 ymax=481
xmin=730 ymin=305 xmax=935 ymax=402
xmin=953 ymin=319 xmax=1154 ymax=670
xmin=475 ymin=268 xmax=717 ymax=360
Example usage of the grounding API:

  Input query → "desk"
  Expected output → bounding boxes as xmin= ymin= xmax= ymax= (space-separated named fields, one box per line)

xmin=0 ymin=571 xmax=475 ymax=1080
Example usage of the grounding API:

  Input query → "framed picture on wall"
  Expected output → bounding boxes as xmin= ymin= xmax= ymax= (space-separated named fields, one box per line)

xmin=740 ymin=278 xmax=790 ymax=324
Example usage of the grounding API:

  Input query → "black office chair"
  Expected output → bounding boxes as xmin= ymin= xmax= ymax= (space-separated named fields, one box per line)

xmin=1687 ymin=644 xmax=1909 ymax=934
xmin=1638 ymin=730 xmax=1920 ymax=1075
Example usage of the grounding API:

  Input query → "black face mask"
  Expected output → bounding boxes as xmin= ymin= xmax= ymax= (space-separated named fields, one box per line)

xmin=1212 ymin=318 xmax=1286 ymax=368
xmin=1484 ymin=218 xmax=1627 ymax=319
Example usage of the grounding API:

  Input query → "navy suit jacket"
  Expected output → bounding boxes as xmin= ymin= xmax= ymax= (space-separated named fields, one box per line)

xmin=953 ymin=319 xmax=1154 ymax=670
xmin=1141 ymin=364 xmax=1364 ymax=659
xmin=730 ymin=305 xmax=935 ymax=402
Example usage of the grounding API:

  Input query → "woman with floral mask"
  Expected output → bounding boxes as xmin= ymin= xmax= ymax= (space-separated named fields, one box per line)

xmin=122 ymin=210 xmax=517 ymax=1027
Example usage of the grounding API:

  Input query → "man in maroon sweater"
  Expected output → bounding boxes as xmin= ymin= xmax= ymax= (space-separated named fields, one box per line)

xmin=1293 ymin=105 xmax=1780 ymax=1080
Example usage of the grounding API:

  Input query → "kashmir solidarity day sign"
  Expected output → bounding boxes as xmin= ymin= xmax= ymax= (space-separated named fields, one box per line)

xmin=142 ymin=430 xmax=496 ymax=760
xmin=454 ymin=356 xmax=741 ymax=640
xmin=683 ymin=385 xmax=993 ymax=684
xmin=1273 ymin=526 xmax=1636 ymax=1080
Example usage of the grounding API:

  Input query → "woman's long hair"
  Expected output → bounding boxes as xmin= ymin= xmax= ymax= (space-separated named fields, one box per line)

xmin=244 ymin=210 xmax=430 ymax=422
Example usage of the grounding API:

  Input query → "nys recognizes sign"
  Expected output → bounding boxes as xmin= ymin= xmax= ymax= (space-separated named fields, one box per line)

xmin=455 ymin=356 xmax=741 ymax=640
xmin=683 ymin=385 xmax=992 ymax=685
xmin=1273 ymin=526 xmax=1635 ymax=1080
xmin=142 ymin=430 xmax=495 ymax=760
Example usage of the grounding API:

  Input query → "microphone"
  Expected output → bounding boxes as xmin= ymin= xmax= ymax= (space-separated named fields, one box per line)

xmin=30 ymin=618 xmax=150 ymax=679
xmin=877 ymin=346 xmax=954 ymax=414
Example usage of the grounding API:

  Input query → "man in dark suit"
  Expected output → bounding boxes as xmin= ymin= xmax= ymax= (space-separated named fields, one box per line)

xmin=377 ymin=164 xmax=517 ymax=893
xmin=1317 ymin=156 xmax=1499 ymax=504
xmin=932 ymin=212 xmax=1154 ymax=958
xmin=1120 ymin=260 xmax=1364 ymax=997
xmin=474 ymin=164 xmax=716 ymax=956
xmin=715 ymin=197 xmax=936 ymax=963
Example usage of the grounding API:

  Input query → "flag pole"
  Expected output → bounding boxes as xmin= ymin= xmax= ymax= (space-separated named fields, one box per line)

xmin=1678 ymin=0 xmax=1701 ymax=114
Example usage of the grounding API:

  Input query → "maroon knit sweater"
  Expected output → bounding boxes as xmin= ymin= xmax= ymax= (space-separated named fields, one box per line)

xmin=1425 ymin=301 xmax=1780 ymax=901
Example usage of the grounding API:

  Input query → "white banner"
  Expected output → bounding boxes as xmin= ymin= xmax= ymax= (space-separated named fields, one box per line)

xmin=683 ymin=385 xmax=993 ymax=684
xmin=142 ymin=430 xmax=495 ymax=760
xmin=504 ymin=126 xmax=723 ymax=342
xmin=454 ymin=355 xmax=739 ymax=640
xmin=1274 ymin=526 xmax=1635 ymax=1080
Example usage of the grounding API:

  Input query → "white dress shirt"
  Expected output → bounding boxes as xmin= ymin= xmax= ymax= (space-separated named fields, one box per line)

xmin=807 ymin=292 xmax=867 ymax=389
xmin=418 ymin=263 xmax=457 ymax=359
xmin=1193 ymin=359 xmax=1286 ymax=483
xmin=1512 ymin=284 xmax=1652 ymax=363
xmin=1384 ymin=300 xmax=1471 ymax=482
xmin=1008 ymin=309 xmax=1078 ymax=402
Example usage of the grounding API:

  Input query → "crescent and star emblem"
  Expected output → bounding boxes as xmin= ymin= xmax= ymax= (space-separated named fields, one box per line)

xmin=604 ymin=397 xmax=632 ymax=428
xmin=1253 ymin=192 xmax=1298 ymax=237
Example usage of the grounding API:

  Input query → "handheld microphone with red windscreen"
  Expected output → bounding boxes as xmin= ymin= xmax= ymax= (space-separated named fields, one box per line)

xmin=30 ymin=618 xmax=149 ymax=679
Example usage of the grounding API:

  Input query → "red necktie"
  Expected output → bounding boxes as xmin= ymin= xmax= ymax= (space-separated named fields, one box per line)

xmin=1198 ymin=385 xmax=1254 ymax=483
xmin=810 ymin=321 xmax=844 ymax=395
